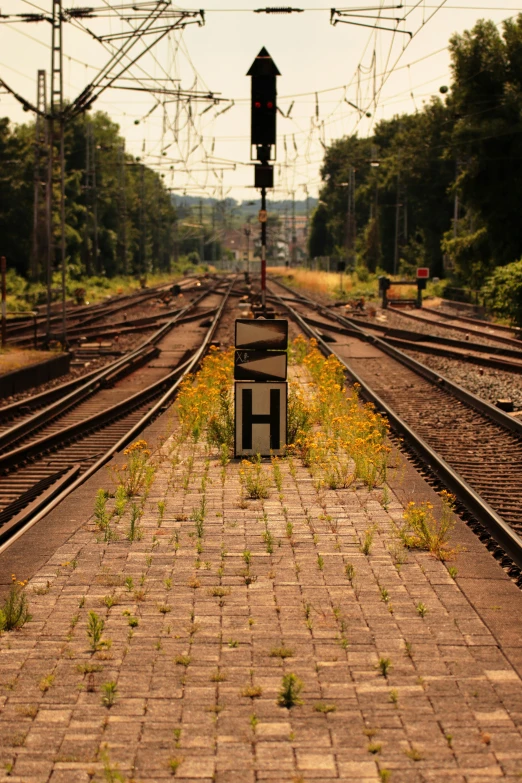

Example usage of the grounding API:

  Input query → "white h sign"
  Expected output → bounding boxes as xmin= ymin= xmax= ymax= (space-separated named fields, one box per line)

xmin=235 ymin=382 xmax=287 ymax=457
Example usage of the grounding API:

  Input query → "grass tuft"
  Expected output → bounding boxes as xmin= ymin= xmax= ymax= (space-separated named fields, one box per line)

xmin=270 ymin=646 xmax=293 ymax=659
xmin=278 ymin=673 xmax=303 ymax=708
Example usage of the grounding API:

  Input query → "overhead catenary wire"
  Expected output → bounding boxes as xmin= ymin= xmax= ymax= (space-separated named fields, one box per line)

xmin=6 ymin=0 xmax=519 ymax=200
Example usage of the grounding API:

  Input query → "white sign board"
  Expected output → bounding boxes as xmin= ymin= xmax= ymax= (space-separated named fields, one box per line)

xmin=234 ymin=350 xmax=287 ymax=382
xmin=235 ymin=382 xmax=287 ymax=457
xmin=235 ymin=319 xmax=288 ymax=350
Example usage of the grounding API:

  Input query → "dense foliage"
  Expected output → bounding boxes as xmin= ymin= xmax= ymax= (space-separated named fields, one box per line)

xmin=309 ymin=14 xmax=522 ymax=301
xmin=481 ymin=259 xmax=522 ymax=326
xmin=0 ymin=110 xmax=211 ymax=287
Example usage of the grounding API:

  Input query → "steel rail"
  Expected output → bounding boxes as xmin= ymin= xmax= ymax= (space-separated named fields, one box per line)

xmin=0 ymin=285 xmax=217 ymax=451
xmin=271 ymin=277 xmax=522 ymax=437
xmin=300 ymin=313 xmax=522 ymax=375
xmin=388 ymin=306 xmax=522 ymax=348
xmin=4 ymin=279 xmax=176 ymax=339
xmin=0 ymin=278 xmax=234 ymax=554
xmin=346 ymin=316 xmax=522 ymax=361
xmin=269 ymin=283 xmax=522 ymax=570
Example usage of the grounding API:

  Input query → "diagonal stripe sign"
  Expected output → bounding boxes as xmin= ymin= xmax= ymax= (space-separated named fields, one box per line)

xmin=234 ymin=350 xmax=287 ymax=382
xmin=235 ymin=319 xmax=288 ymax=350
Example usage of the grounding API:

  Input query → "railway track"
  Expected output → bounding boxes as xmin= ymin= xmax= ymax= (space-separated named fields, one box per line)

xmin=0 ymin=282 xmax=217 ymax=436
xmin=0 ymin=277 xmax=234 ymax=548
xmin=5 ymin=275 xmax=204 ymax=348
xmin=326 ymin=312 xmax=522 ymax=375
xmin=389 ymin=303 xmax=522 ymax=348
xmin=267 ymin=284 xmax=522 ymax=376
xmin=269 ymin=277 xmax=522 ymax=573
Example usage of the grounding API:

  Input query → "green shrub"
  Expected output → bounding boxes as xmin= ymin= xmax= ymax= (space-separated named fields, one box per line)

xmin=1 ymin=582 xmax=31 ymax=631
xmin=482 ymin=259 xmax=522 ymax=326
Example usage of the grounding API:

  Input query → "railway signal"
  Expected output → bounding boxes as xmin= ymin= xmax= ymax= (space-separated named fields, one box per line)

xmin=234 ymin=318 xmax=288 ymax=456
xmin=247 ymin=48 xmax=280 ymax=309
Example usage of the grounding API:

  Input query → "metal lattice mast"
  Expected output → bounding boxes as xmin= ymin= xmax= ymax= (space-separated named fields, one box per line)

xmin=32 ymin=70 xmax=47 ymax=282
xmin=46 ymin=0 xmax=66 ymax=341
xmin=118 ymin=143 xmax=128 ymax=274
xmin=140 ymin=163 xmax=146 ymax=275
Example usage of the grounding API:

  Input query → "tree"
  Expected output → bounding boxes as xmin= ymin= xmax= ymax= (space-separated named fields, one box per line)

xmin=0 ymin=110 xmax=177 ymax=281
xmin=482 ymin=259 xmax=522 ymax=325
xmin=449 ymin=16 xmax=522 ymax=269
xmin=308 ymin=107 xmax=455 ymax=276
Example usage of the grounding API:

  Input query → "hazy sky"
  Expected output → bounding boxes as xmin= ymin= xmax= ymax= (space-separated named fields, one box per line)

xmin=1 ymin=1 xmax=520 ymax=201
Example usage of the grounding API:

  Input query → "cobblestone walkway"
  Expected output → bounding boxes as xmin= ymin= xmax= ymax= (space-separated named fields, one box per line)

xmin=2 ymin=393 xmax=522 ymax=782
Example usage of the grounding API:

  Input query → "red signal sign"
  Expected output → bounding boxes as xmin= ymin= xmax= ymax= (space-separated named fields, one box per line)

xmin=416 ymin=267 xmax=430 ymax=279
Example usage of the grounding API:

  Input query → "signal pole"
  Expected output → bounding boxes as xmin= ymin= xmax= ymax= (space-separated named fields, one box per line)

xmin=247 ymin=47 xmax=280 ymax=310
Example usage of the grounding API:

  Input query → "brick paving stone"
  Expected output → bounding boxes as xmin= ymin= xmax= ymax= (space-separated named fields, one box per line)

xmin=1 ymin=366 xmax=522 ymax=781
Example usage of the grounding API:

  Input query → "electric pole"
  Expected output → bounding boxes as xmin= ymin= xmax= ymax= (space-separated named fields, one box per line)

xmin=140 ymin=164 xmax=146 ymax=276
xmin=32 ymin=70 xmax=47 ymax=283
xmin=48 ymin=0 xmax=67 ymax=342
xmin=393 ymin=171 xmax=401 ymax=276
xmin=85 ymin=121 xmax=99 ymax=275
xmin=199 ymin=199 xmax=205 ymax=263
xmin=453 ymin=159 xmax=460 ymax=239
xmin=118 ymin=143 xmax=128 ymax=274
xmin=345 ymin=167 xmax=356 ymax=270
xmin=1 ymin=3 xmax=206 ymax=335
xmin=173 ymin=214 xmax=179 ymax=268
xmin=244 ymin=221 xmax=252 ymax=274
xmin=303 ymin=184 xmax=309 ymax=267
xmin=291 ymin=191 xmax=297 ymax=267
xmin=212 ymin=201 xmax=217 ymax=265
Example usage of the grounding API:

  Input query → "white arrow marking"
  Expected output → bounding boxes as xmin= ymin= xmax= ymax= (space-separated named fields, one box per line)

xmin=240 ymin=355 xmax=286 ymax=377
xmin=237 ymin=322 xmax=285 ymax=347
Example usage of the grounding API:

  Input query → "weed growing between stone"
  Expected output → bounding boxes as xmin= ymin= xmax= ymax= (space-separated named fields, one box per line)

xmin=175 ymin=338 xmax=389 ymax=496
xmin=288 ymin=336 xmax=390 ymax=490
xmin=2 ymin=334 xmax=478 ymax=780
xmin=101 ymin=681 xmax=118 ymax=708
xmin=109 ymin=439 xmax=156 ymax=498
xmin=86 ymin=611 xmax=105 ymax=652
xmin=239 ymin=454 xmax=271 ymax=500
xmin=393 ymin=490 xmax=457 ymax=560
xmin=176 ymin=346 xmax=235 ymax=452
xmin=278 ymin=673 xmax=303 ymax=708
xmin=0 ymin=576 xmax=31 ymax=632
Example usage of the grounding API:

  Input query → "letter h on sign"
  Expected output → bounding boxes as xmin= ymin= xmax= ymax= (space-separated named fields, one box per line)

xmin=242 ymin=387 xmax=280 ymax=449
xmin=235 ymin=382 xmax=287 ymax=457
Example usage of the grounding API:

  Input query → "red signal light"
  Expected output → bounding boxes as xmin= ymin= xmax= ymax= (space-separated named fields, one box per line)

xmin=255 ymin=101 xmax=262 ymax=109
xmin=267 ymin=101 xmax=273 ymax=109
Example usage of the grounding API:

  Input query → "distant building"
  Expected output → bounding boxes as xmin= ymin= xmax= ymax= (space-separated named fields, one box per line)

xmin=278 ymin=215 xmax=308 ymax=264
xmin=221 ymin=226 xmax=255 ymax=262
